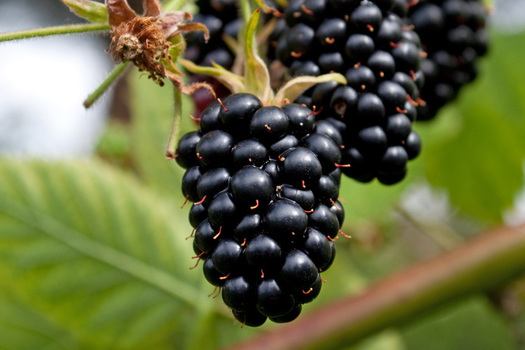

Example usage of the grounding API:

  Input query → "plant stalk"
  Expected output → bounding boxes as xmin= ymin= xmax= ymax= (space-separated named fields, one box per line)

xmin=84 ymin=62 xmax=130 ymax=108
xmin=165 ymin=86 xmax=183 ymax=158
xmin=224 ymin=223 xmax=525 ymax=350
xmin=0 ymin=23 xmax=109 ymax=42
xmin=240 ymin=0 xmax=253 ymax=24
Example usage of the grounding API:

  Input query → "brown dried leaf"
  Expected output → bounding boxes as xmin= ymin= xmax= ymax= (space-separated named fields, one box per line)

xmin=106 ymin=0 xmax=137 ymax=26
xmin=159 ymin=12 xmax=200 ymax=40
xmin=165 ymin=71 xmax=217 ymax=99
xmin=142 ymin=0 xmax=161 ymax=17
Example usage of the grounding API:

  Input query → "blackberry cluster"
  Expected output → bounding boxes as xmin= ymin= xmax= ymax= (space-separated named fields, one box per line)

xmin=271 ymin=0 xmax=424 ymax=184
xmin=403 ymin=0 xmax=489 ymax=120
xmin=176 ymin=93 xmax=345 ymax=326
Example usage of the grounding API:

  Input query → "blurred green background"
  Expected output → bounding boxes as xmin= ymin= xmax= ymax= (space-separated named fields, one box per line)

xmin=1 ymin=0 xmax=525 ymax=349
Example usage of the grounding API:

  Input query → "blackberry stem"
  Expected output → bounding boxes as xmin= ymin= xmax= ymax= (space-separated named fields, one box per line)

xmin=0 ymin=23 xmax=109 ymax=42
xmin=240 ymin=0 xmax=253 ymax=25
xmin=83 ymin=62 xmax=131 ymax=109
xmin=166 ymin=86 xmax=183 ymax=158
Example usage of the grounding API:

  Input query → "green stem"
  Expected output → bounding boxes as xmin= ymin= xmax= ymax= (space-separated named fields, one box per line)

xmin=225 ymin=223 xmax=525 ymax=350
xmin=0 ymin=23 xmax=109 ymax=43
xmin=240 ymin=0 xmax=253 ymax=24
xmin=83 ymin=62 xmax=130 ymax=109
xmin=165 ymin=86 xmax=183 ymax=158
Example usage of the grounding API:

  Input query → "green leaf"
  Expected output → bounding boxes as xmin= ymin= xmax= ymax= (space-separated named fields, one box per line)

xmin=178 ymin=58 xmax=245 ymax=94
xmin=0 ymin=291 xmax=79 ymax=350
xmin=0 ymin=158 xmax=247 ymax=349
xmin=244 ymin=8 xmax=273 ymax=103
xmin=418 ymin=31 xmax=525 ymax=223
xmin=401 ymin=297 xmax=518 ymax=350
xmin=61 ymin=0 xmax=109 ymax=24
xmin=348 ymin=331 xmax=405 ymax=350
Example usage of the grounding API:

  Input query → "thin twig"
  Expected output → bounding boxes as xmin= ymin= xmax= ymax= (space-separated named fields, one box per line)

xmin=240 ymin=0 xmax=253 ymax=24
xmin=165 ymin=86 xmax=183 ymax=158
xmin=84 ymin=62 xmax=131 ymax=109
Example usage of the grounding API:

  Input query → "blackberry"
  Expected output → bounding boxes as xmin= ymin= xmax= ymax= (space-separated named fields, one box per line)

xmin=222 ymin=275 xmax=257 ymax=313
xmin=281 ymin=249 xmax=319 ymax=290
xmin=271 ymin=0 xmax=425 ymax=184
xmin=402 ymin=0 xmax=489 ymax=120
xmin=302 ymin=227 xmax=333 ymax=270
xmin=270 ymin=304 xmax=303 ymax=323
xmin=173 ymin=10 xmax=353 ymax=324
xmin=257 ymin=278 xmax=295 ymax=317
xmin=230 ymin=166 xmax=274 ymax=208
xmin=175 ymin=93 xmax=346 ymax=326
xmin=184 ymin=0 xmax=241 ymax=69
xmin=244 ymin=234 xmax=282 ymax=268
xmin=232 ymin=308 xmax=268 ymax=327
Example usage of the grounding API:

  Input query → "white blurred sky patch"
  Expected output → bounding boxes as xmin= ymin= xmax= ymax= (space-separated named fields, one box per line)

xmin=491 ymin=0 xmax=525 ymax=33
xmin=0 ymin=1 xmax=113 ymax=158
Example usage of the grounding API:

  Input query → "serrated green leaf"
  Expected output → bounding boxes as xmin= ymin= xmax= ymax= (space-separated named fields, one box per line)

xmin=423 ymin=102 xmax=524 ymax=222
xmin=419 ymin=31 xmax=525 ymax=223
xmin=0 ymin=158 xmax=243 ymax=349
xmin=61 ymin=0 xmax=108 ymax=24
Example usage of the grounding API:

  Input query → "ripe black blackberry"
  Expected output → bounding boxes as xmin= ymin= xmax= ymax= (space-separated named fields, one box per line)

xmin=400 ymin=0 xmax=489 ymax=120
xmin=175 ymin=12 xmax=349 ymax=325
xmin=271 ymin=0 xmax=425 ymax=184
xmin=184 ymin=0 xmax=241 ymax=69
xmin=176 ymin=94 xmax=346 ymax=326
